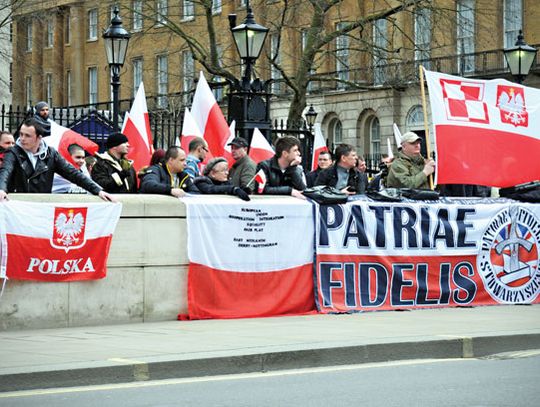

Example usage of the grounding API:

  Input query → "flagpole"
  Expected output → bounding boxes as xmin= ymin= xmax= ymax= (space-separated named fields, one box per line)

xmin=419 ymin=65 xmax=434 ymax=190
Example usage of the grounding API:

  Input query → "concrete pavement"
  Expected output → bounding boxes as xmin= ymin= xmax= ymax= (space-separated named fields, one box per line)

xmin=1 ymin=305 xmax=540 ymax=392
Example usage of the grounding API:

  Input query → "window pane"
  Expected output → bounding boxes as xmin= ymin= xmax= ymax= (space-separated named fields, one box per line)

xmin=504 ymin=0 xmax=522 ymax=47
xmin=457 ymin=0 xmax=475 ymax=73
xmin=373 ymin=19 xmax=388 ymax=85
xmin=88 ymin=9 xmax=98 ymax=40
xmin=89 ymin=67 xmax=98 ymax=105
xmin=133 ymin=0 xmax=143 ymax=30
xmin=157 ymin=55 xmax=168 ymax=108
xmin=414 ymin=8 xmax=431 ymax=69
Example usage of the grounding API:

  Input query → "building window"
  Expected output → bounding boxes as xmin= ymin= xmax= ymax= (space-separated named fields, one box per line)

xmin=65 ymin=8 xmax=71 ymax=44
xmin=270 ymin=34 xmax=282 ymax=94
xmin=156 ymin=0 xmax=168 ymax=25
xmin=26 ymin=23 xmax=32 ymax=51
xmin=212 ymin=46 xmax=224 ymax=102
xmin=157 ymin=55 xmax=168 ymax=108
xmin=457 ymin=0 xmax=475 ymax=73
xmin=183 ymin=0 xmax=195 ymax=20
xmin=133 ymin=0 xmax=143 ymax=31
xmin=26 ymin=76 xmax=32 ymax=107
xmin=336 ymin=23 xmax=349 ymax=89
xmin=110 ymin=4 xmax=119 ymax=20
xmin=88 ymin=9 xmax=98 ymax=40
xmin=182 ymin=51 xmax=194 ymax=103
xmin=88 ymin=67 xmax=98 ymax=105
xmin=329 ymin=118 xmax=343 ymax=150
xmin=46 ymin=18 xmax=54 ymax=48
xmin=369 ymin=117 xmax=380 ymax=155
xmin=240 ymin=0 xmax=247 ymax=7
xmin=66 ymin=70 xmax=72 ymax=105
xmin=373 ymin=19 xmax=388 ymax=85
xmin=414 ymin=8 xmax=431 ymax=69
xmin=212 ymin=0 xmax=222 ymax=14
xmin=46 ymin=73 xmax=53 ymax=106
xmin=406 ymin=105 xmax=424 ymax=131
xmin=133 ymin=58 xmax=143 ymax=96
xmin=504 ymin=0 xmax=522 ymax=47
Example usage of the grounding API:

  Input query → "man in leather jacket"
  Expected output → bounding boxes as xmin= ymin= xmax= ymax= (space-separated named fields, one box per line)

xmin=0 ymin=118 xmax=113 ymax=202
xmin=315 ymin=143 xmax=366 ymax=195
xmin=140 ymin=146 xmax=199 ymax=196
xmin=255 ymin=136 xmax=306 ymax=199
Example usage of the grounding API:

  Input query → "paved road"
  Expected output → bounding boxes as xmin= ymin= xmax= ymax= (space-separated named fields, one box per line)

xmin=2 ymin=350 xmax=539 ymax=407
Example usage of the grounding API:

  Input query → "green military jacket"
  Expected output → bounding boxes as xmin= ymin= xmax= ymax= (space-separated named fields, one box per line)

xmin=386 ymin=151 xmax=430 ymax=189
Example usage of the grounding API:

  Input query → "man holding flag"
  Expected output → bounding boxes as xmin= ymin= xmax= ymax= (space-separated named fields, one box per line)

xmin=386 ymin=131 xmax=435 ymax=189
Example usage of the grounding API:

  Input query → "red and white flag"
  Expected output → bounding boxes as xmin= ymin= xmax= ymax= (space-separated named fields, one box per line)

xmin=249 ymin=128 xmax=274 ymax=163
xmin=121 ymin=82 xmax=153 ymax=172
xmin=254 ymin=168 xmax=267 ymax=194
xmin=425 ymin=70 xmax=540 ymax=187
xmin=1 ymin=201 xmax=122 ymax=282
xmin=311 ymin=123 xmax=329 ymax=171
xmin=191 ymin=72 xmax=230 ymax=160
xmin=46 ymin=121 xmax=99 ymax=167
xmin=180 ymin=107 xmax=204 ymax=154
xmin=183 ymin=196 xmax=315 ymax=319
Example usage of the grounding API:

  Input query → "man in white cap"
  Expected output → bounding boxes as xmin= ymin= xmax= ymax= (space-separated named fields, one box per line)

xmin=386 ymin=131 xmax=435 ymax=189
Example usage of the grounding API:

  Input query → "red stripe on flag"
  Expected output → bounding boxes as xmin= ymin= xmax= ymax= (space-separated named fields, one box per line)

xmin=187 ymin=263 xmax=316 ymax=319
xmin=204 ymin=104 xmax=229 ymax=158
xmin=6 ymin=235 xmax=113 ymax=281
xmin=435 ymin=124 xmax=540 ymax=188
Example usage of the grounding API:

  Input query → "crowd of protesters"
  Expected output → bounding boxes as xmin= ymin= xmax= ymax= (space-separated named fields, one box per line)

xmin=0 ymin=101 xmax=493 ymax=202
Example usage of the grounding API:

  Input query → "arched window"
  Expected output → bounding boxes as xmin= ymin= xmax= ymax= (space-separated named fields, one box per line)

xmin=369 ymin=117 xmax=380 ymax=154
xmin=329 ymin=117 xmax=342 ymax=150
xmin=406 ymin=105 xmax=424 ymax=130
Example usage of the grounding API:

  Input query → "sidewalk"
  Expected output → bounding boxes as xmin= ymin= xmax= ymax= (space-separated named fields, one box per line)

xmin=1 ymin=305 xmax=539 ymax=392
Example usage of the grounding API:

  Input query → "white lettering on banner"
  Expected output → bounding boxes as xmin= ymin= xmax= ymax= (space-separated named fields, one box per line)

xmin=318 ymin=203 xmax=478 ymax=253
xmin=478 ymin=206 xmax=540 ymax=303
xmin=26 ymin=258 xmax=96 ymax=274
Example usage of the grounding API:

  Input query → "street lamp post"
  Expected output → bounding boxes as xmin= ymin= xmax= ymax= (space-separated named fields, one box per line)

xmin=503 ymin=30 xmax=537 ymax=84
xmin=227 ymin=2 xmax=270 ymax=144
xmin=305 ymin=104 xmax=317 ymax=134
xmin=303 ymin=104 xmax=318 ymax=169
xmin=103 ymin=6 xmax=131 ymax=132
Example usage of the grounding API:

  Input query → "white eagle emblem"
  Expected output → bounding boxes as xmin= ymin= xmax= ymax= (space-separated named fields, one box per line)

xmin=497 ymin=86 xmax=528 ymax=127
xmin=51 ymin=208 xmax=88 ymax=252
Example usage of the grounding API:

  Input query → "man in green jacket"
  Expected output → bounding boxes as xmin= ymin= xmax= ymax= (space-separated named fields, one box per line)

xmin=386 ymin=132 xmax=435 ymax=189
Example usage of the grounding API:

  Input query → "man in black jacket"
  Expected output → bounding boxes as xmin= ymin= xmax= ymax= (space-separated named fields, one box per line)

xmin=255 ymin=136 xmax=306 ymax=199
xmin=0 ymin=118 xmax=114 ymax=202
xmin=306 ymin=150 xmax=332 ymax=187
xmin=139 ymin=146 xmax=198 ymax=197
xmin=315 ymin=143 xmax=366 ymax=195
xmin=92 ymin=133 xmax=138 ymax=193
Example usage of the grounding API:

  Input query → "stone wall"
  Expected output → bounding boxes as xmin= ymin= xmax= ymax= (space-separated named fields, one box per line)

xmin=0 ymin=194 xmax=188 ymax=331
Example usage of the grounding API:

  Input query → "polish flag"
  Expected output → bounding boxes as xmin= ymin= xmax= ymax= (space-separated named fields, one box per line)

xmin=180 ymin=107 xmax=204 ymax=154
xmin=387 ymin=137 xmax=394 ymax=159
xmin=393 ymin=123 xmax=402 ymax=146
xmin=121 ymin=82 xmax=153 ymax=172
xmin=46 ymin=121 xmax=99 ymax=167
xmin=2 ymin=201 xmax=122 ymax=282
xmin=222 ymin=120 xmax=236 ymax=165
xmin=254 ymin=168 xmax=267 ymax=194
xmin=191 ymin=72 xmax=229 ymax=159
xmin=311 ymin=123 xmax=329 ymax=171
xmin=425 ymin=70 xmax=540 ymax=187
xmin=182 ymin=196 xmax=315 ymax=319
xmin=248 ymin=128 xmax=274 ymax=163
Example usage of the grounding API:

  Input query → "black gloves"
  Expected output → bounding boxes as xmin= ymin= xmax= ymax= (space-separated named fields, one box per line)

xmin=233 ymin=187 xmax=251 ymax=201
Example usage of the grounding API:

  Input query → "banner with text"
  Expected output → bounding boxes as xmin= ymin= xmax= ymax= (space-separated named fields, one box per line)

xmin=315 ymin=199 xmax=540 ymax=313
xmin=1 ymin=201 xmax=122 ymax=281
xmin=184 ymin=196 xmax=315 ymax=319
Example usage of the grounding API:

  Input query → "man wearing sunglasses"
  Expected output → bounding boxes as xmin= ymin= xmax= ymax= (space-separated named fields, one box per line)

xmin=185 ymin=137 xmax=209 ymax=178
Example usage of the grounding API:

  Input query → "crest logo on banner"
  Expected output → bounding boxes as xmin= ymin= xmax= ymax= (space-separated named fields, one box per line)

xmin=51 ymin=207 xmax=88 ymax=252
xmin=496 ymin=85 xmax=528 ymax=127
xmin=440 ymin=79 xmax=489 ymax=124
xmin=478 ymin=206 xmax=540 ymax=303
